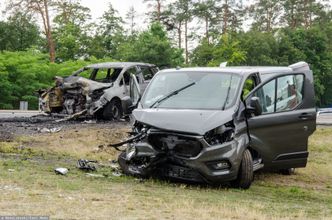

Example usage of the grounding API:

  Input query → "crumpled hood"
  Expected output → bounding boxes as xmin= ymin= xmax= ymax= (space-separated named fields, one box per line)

xmin=133 ymin=108 xmax=235 ymax=135
xmin=62 ymin=76 xmax=112 ymax=93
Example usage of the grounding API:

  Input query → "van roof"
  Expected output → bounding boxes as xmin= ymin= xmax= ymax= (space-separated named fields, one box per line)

xmin=161 ymin=62 xmax=310 ymax=77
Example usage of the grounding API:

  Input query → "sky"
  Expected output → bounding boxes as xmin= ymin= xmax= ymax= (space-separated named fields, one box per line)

xmin=80 ymin=0 xmax=149 ymax=30
xmin=0 ymin=0 xmax=150 ymax=30
xmin=1 ymin=0 xmax=332 ymax=29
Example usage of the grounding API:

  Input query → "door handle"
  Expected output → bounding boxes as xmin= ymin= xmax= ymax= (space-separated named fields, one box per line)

xmin=298 ymin=113 xmax=313 ymax=120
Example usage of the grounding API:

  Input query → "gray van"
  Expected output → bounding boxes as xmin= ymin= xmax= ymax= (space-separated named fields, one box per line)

xmin=116 ymin=61 xmax=316 ymax=189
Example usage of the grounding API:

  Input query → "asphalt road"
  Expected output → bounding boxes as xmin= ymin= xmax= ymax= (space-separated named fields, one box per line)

xmin=0 ymin=110 xmax=40 ymax=118
xmin=0 ymin=110 xmax=332 ymax=125
xmin=316 ymin=113 xmax=332 ymax=125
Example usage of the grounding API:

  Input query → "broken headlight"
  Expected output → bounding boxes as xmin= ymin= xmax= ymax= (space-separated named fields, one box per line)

xmin=204 ymin=122 xmax=235 ymax=146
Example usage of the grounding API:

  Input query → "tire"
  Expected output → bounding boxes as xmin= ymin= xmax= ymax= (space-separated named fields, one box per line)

xmin=103 ymin=99 xmax=123 ymax=120
xmin=118 ymin=152 xmax=131 ymax=175
xmin=280 ymin=168 xmax=295 ymax=175
xmin=231 ymin=149 xmax=253 ymax=189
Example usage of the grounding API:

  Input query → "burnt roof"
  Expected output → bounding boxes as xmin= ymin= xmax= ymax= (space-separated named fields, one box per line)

xmin=85 ymin=62 xmax=156 ymax=69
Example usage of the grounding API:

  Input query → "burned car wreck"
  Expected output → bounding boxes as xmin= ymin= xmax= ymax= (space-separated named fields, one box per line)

xmin=116 ymin=62 xmax=316 ymax=189
xmin=39 ymin=62 xmax=158 ymax=119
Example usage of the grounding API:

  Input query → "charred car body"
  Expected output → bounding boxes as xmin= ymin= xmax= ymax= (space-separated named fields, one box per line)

xmin=39 ymin=62 xmax=158 ymax=119
xmin=117 ymin=62 xmax=316 ymax=189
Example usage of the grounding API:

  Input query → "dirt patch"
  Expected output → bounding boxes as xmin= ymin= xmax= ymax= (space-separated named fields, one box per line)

xmin=0 ymin=127 xmax=14 ymax=142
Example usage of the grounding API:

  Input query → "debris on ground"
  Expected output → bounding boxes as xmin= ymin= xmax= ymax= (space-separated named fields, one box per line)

xmin=77 ymin=159 xmax=97 ymax=171
xmin=55 ymin=110 xmax=87 ymax=123
xmin=0 ymin=185 xmax=23 ymax=192
xmin=82 ymin=120 xmax=97 ymax=124
xmin=86 ymin=173 xmax=105 ymax=178
xmin=0 ymin=131 xmax=14 ymax=142
xmin=112 ymin=171 xmax=122 ymax=177
xmin=54 ymin=167 xmax=69 ymax=175
xmin=38 ymin=127 xmax=62 ymax=133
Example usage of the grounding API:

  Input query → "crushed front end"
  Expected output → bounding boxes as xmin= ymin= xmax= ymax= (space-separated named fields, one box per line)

xmin=118 ymin=121 xmax=249 ymax=184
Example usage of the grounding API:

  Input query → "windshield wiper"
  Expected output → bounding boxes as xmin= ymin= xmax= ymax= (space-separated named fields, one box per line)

xmin=222 ymin=75 xmax=233 ymax=110
xmin=149 ymin=82 xmax=196 ymax=108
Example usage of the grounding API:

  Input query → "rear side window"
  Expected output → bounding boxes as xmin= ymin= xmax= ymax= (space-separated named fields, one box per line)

xmin=252 ymin=74 xmax=304 ymax=114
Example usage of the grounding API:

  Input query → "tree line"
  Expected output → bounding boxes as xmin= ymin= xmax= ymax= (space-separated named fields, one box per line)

xmin=0 ymin=0 xmax=331 ymax=109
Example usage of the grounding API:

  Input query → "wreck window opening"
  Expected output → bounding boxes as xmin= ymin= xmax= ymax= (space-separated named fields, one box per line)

xmin=140 ymin=67 xmax=154 ymax=80
xmin=93 ymin=68 xmax=112 ymax=82
xmin=122 ymin=72 xmax=131 ymax=86
xmin=76 ymin=69 xmax=93 ymax=78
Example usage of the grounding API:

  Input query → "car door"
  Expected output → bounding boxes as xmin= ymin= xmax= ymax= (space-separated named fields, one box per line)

xmin=129 ymin=73 xmax=141 ymax=108
xmin=137 ymin=65 xmax=154 ymax=92
xmin=246 ymin=73 xmax=316 ymax=169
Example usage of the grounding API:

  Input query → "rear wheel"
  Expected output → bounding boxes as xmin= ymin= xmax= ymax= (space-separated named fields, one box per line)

xmin=231 ymin=149 xmax=253 ymax=189
xmin=103 ymin=99 xmax=123 ymax=120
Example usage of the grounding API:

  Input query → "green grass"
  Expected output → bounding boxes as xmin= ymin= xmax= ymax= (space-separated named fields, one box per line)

xmin=0 ymin=127 xmax=331 ymax=219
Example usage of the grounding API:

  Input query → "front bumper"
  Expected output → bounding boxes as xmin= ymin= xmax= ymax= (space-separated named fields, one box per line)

xmin=130 ymin=131 xmax=248 ymax=184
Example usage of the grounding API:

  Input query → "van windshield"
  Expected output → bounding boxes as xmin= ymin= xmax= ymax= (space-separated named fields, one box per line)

xmin=141 ymin=71 xmax=241 ymax=110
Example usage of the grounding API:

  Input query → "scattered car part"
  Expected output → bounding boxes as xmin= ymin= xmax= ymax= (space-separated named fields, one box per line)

xmin=55 ymin=167 xmax=69 ymax=175
xmin=117 ymin=62 xmax=316 ymax=189
xmin=38 ymin=127 xmax=62 ymax=133
xmin=86 ymin=173 xmax=104 ymax=178
xmin=77 ymin=159 xmax=97 ymax=171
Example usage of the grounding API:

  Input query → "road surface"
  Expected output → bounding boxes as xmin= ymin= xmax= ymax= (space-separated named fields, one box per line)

xmin=316 ymin=113 xmax=332 ymax=125
xmin=0 ymin=110 xmax=40 ymax=118
xmin=1 ymin=110 xmax=332 ymax=125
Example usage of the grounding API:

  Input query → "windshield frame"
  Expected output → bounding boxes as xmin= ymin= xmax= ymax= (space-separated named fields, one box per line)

xmin=140 ymin=70 xmax=244 ymax=111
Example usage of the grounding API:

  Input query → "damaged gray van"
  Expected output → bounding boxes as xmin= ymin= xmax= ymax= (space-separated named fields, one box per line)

xmin=116 ymin=61 xmax=316 ymax=189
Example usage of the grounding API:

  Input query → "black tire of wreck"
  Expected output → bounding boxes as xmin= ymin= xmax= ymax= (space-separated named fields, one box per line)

xmin=103 ymin=99 xmax=123 ymax=120
xmin=231 ymin=149 xmax=253 ymax=189
xmin=118 ymin=152 xmax=133 ymax=176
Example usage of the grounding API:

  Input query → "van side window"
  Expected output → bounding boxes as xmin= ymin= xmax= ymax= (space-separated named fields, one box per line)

xmin=276 ymin=75 xmax=304 ymax=112
xmin=253 ymin=80 xmax=276 ymax=114
xmin=251 ymin=74 xmax=304 ymax=114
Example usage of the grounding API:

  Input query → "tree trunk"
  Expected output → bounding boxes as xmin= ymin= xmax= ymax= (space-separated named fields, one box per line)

xmin=185 ymin=20 xmax=188 ymax=64
xmin=223 ymin=1 xmax=229 ymax=34
xmin=178 ymin=21 xmax=182 ymax=49
xmin=157 ymin=0 xmax=161 ymax=22
xmin=43 ymin=0 xmax=55 ymax=62
xmin=205 ymin=16 xmax=209 ymax=44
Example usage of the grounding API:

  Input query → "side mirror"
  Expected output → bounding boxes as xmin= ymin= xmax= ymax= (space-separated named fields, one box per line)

xmin=247 ymin=97 xmax=262 ymax=116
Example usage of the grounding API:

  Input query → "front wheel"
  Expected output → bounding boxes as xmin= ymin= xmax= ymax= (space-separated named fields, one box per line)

xmin=103 ymin=99 xmax=123 ymax=120
xmin=231 ymin=149 xmax=253 ymax=189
